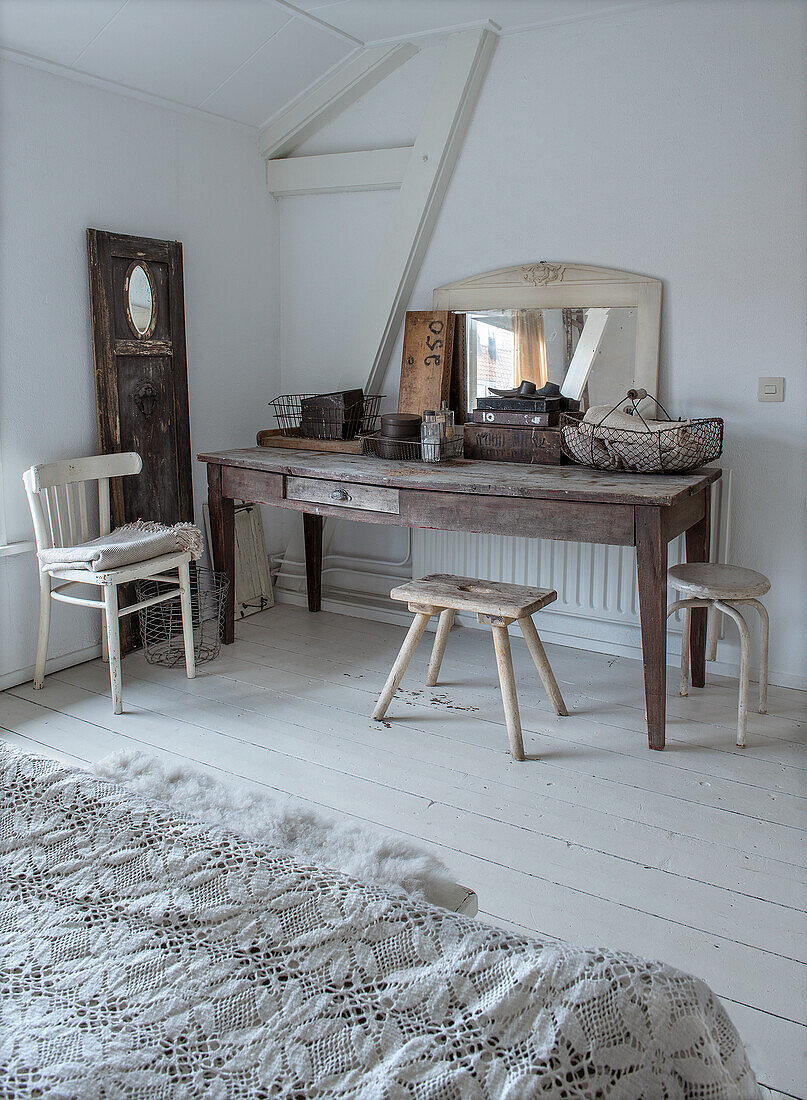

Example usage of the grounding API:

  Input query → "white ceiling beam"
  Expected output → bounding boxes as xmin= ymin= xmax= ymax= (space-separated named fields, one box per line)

xmin=362 ymin=27 xmax=498 ymax=393
xmin=258 ymin=42 xmax=418 ymax=160
xmin=267 ymin=0 xmax=363 ymax=46
xmin=267 ymin=147 xmax=412 ymax=197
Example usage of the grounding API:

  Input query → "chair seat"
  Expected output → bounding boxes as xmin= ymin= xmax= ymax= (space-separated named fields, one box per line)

xmin=668 ymin=563 xmax=770 ymax=601
xmin=390 ymin=574 xmax=557 ymax=619
xmin=45 ymin=550 xmax=192 ymax=585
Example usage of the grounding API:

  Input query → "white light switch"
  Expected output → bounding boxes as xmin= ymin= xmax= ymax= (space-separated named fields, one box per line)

xmin=758 ymin=377 xmax=785 ymax=402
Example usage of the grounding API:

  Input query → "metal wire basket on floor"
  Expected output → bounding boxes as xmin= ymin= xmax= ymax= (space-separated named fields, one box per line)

xmin=135 ymin=564 xmax=229 ymax=667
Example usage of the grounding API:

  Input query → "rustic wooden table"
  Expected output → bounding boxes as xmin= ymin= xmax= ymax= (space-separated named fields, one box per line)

xmin=199 ymin=447 xmax=721 ymax=750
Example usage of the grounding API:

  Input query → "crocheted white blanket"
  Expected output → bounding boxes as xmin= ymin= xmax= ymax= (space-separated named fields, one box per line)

xmin=0 ymin=745 xmax=759 ymax=1099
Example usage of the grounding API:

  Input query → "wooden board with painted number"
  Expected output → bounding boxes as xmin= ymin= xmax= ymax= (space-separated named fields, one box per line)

xmin=398 ymin=311 xmax=455 ymax=417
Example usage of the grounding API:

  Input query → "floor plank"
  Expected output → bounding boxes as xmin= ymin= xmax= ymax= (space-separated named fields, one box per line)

xmin=1 ymin=604 xmax=805 ymax=1096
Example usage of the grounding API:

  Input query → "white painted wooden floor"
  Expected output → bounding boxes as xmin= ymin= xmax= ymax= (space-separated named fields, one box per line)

xmin=1 ymin=604 xmax=805 ymax=1097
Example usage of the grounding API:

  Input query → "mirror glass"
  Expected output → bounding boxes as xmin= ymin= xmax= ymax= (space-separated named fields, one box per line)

xmin=127 ymin=263 xmax=154 ymax=335
xmin=464 ymin=306 xmax=637 ymax=414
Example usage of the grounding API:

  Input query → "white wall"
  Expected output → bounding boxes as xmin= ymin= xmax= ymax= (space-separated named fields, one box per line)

xmin=275 ymin=0 xmax=807 ymax=687
xmin=0 ymin=59 xmax=280 ymax=687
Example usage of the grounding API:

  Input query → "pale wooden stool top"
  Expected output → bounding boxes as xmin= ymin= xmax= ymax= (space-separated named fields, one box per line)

xmin=390 ymin=574 xmax=557 ymax=619
xmin=668 ymin=563 xmax=770 ymax=601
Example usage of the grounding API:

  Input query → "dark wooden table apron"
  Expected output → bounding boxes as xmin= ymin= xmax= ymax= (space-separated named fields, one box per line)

xmin=200 ymin=448 xmax=721 ymax=750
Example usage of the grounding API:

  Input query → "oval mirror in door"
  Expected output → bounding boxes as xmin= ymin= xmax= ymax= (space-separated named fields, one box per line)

xmin=126 ymin=263 xmax=155 ymax=336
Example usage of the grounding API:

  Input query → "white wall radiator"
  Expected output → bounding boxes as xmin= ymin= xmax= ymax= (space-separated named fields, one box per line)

xmin=412 ymin=473 xmax=733 ymax=661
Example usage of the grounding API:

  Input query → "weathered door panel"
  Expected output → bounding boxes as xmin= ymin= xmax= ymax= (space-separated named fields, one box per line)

xmin=87 ymin=229 xmax=193 ymax=649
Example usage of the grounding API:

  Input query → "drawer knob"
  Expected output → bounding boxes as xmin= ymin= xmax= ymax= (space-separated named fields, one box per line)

xmin=329 ymin=488 xmax=351 ymax=502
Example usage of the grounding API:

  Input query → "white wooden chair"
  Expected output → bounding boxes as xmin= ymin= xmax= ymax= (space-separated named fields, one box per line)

xmin=23 ymin=452 xmax=195 ymax=714
xmin=666 ymin=563 xmax=770 ymax=747
xmin=373 ymin=574 xmax=567 ymax=761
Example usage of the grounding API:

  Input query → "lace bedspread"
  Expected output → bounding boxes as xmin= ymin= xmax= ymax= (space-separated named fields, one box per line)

xmin=0 ymin=744 xmax=759 ymax=1099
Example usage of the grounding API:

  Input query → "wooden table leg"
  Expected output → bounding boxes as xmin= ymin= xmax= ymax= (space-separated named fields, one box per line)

xmin=636 ymin=506 xmax=668 ymax=750
xmin=207 ymin=463 xmax=235 ymax=644
xmin=303 ymin=513 xmax=323 ymax=613
xmin=685 ymin=484 xmax=711 ymax=689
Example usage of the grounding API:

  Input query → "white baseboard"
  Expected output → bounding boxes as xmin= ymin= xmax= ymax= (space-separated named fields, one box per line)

xmin=274 ymin=584 xmax=806 ymax=691
xmin=0 ymin=643 xmax=102 ymax=693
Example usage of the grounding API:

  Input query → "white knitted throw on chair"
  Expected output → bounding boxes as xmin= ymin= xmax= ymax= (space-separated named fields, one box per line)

xmin=0 ymin=744 xmax=759 ymax=1099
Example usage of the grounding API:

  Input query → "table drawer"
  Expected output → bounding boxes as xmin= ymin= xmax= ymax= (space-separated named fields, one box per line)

xmin=285 ymin=476 xmax=399 ymax=515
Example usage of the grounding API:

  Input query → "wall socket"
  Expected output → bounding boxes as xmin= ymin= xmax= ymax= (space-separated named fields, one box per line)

xmin=758 ymin=377 xmax=785 ymax=402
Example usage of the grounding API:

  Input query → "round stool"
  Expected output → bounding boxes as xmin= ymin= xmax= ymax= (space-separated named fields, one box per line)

xmin=666 ymin=563 xmax=770 ymax=747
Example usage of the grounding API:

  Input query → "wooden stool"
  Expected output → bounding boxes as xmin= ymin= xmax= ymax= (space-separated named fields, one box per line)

xmin=666 ymin=563 xmax=770 ymax=747
xmin=373 ymin=574 xmax=568 ymax=761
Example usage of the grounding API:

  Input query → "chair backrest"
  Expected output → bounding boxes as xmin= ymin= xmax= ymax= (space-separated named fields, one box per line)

xmin=23 ymin=452 xmax=142 ymax=552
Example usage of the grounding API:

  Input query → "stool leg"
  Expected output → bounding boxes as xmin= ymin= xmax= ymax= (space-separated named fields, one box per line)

xmin=679 ymin=607 xmax=691 ymax=697
xmin=745 ymin=598 xmax=769 ymax=714
xmin=373 ymin=612 xmax=431 ymax=721
xmin=715 ymin=600 xmax=751 ymax=748
xmin=426 ymin=608 xmax=454 ymax=687
xmin=491 ymin=625 xmax=525 ymax=762
xmin=706 ymin=605 xmax=720 ymax=663
xmin=519 ymin=615 xmax=567 ymax=716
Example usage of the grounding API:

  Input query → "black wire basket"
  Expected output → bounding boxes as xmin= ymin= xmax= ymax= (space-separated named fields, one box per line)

xmin=361 ymin=433 xmax=464 ymax=462
xmin=269 ymin=393 xmax=384 ymax=440
xmin=560 ymin=389 xmax=723 ymax=474
xmin=135 ymin=564 xmax=229 ymax=667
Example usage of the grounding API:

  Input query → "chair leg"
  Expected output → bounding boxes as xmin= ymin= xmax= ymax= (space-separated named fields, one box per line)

xmin=373 ymin=612 xmax=431 ymax=721
xmin=426 ymin=608 xmax=454 ymax=687
xmin=745 ymin=598 xmax=769 ymax=714
xmin=178 ymin=561 xmax=196 ymax=680
xmin=679 ymin=607 xmax=691 ymax=697
xmin=33 ymin=574 xmax=52 ymax=689
xmin=103 ymin=584 xmax=123 ymax=715
xmin=518 ymin=615 xmax=567 ymax=716
xmin=490 ymin=625 xmax=525 ymax=762
xmin=715 ymin=600 xmax=750 ymax=748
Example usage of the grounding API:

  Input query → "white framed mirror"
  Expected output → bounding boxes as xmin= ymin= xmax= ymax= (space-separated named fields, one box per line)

xmin=433 ymin=262 xmax=661 ymax=421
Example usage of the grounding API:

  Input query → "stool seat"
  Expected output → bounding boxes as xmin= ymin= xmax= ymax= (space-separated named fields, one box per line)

xmin=390 ymin=574 xmax=557 ymax=620
xmin=668 ymin=563 xmax=770 ymax=601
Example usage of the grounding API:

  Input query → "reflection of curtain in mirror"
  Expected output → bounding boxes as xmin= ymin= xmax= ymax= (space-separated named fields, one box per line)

xmin=514 ymin=309 xmax=547 ymax=386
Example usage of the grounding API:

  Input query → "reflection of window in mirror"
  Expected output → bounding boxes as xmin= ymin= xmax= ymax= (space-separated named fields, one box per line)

xmin=463 ymin=307 xmax=637 ymax=414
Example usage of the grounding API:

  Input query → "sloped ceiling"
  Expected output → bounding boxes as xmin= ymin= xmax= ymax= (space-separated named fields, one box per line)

xmin=0 ymin=0 xmax=661 ymax=129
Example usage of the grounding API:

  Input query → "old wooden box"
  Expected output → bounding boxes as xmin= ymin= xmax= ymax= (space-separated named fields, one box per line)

xmin=463 ymin=423 xmax=565 ymax=465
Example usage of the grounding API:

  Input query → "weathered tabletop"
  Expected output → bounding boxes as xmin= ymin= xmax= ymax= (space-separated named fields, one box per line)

xmin=199 ymin=447 xmax=721 ymax=507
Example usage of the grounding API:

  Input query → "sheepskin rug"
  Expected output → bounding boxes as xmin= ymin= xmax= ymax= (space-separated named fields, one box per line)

xmin=93 ymin=750 xmax=476 ymax=913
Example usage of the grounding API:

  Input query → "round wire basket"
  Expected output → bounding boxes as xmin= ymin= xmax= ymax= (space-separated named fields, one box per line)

xmin=560 ymin=390 xmax=723 ymax=474
xmin=135 ymin=564 xmax=229 ymax=667
xmin=269 ymin=393 xmax=384 ymax=439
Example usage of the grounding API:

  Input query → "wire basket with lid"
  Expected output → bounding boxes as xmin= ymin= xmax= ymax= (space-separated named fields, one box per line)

xmin=560 ymin=389 xmax=723 ymax=474
xmin=268 ymin=392 xmax=384 ymax=440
